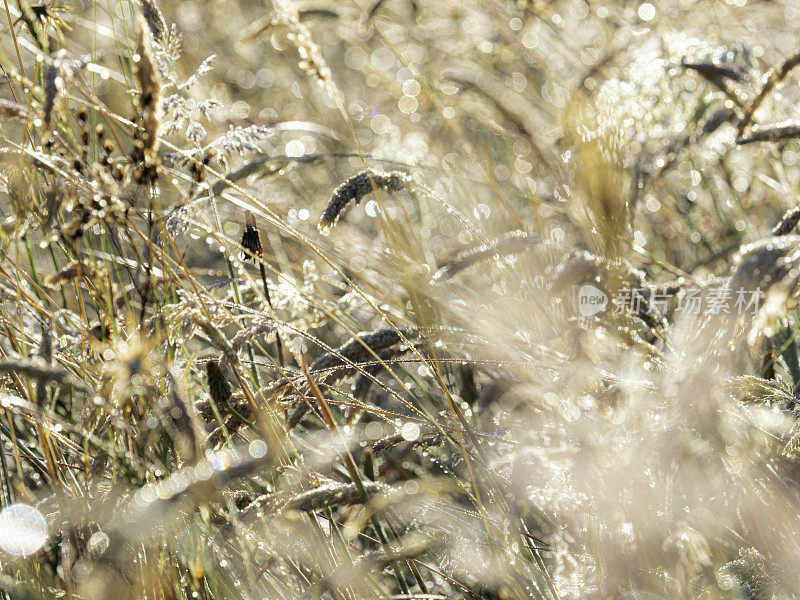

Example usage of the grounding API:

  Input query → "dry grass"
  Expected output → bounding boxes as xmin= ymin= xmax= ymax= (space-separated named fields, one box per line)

xmin=2 ymin=1 xmax=800 ymax=599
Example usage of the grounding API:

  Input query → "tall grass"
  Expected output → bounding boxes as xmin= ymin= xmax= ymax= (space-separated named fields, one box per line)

xmin=1 ymin=1 xmax=800 ymax=599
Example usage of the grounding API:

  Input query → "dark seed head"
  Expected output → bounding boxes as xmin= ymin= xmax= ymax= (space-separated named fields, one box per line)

xmin=206 ymin=360 xmax=232 ymax=407
xmin=240 ymin=213 xmax=262 ymax=260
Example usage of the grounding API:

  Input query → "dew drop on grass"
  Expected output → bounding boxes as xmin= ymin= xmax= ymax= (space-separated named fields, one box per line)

xmin=0 ymin=504 xmax=47 ymax=556
xmin=249 ymin=439 xmax=268 ymax=458
xmin=401 ymin=422 xmax=420 ymax=441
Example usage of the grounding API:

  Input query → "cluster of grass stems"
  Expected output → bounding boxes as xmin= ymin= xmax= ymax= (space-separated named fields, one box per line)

xmin=3 ymin=1 xmax=800 ymax=599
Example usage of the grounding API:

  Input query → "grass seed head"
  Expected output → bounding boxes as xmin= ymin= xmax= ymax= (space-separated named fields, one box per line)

xmin=319 ymin=169 xmax=412 ymax=232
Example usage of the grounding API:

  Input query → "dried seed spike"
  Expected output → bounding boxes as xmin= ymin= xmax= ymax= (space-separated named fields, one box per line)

xmin=43 ymin=178 xmax=64 ymax=229
xmin=35 ymin=324 xmax=53 ymax=410
xmin=311 ymin=326 xmax=418 ymax=377
xmin=681 ymin=58 xmax=748 ymax=83
xmin=230 ymin=321 xmax=276 ymax=354
xmin=318 ymin=169 xmax=411 ymax=232
xmin=433 ymin=231 xmax=556 ymax=281
xmin=206 ymin=359 xmax=232 ymax=407
xmin=738 ymin=49 xmax=800 ymax=137
xmin=165 ymin=368 xmax=202 ymax=462
xmin=42 ymin=63 xmax=61 ymax=128
xmin=240 ymin=212 xmax=262 ymax=261
xmin=29 ymin=2 xmax=74 ymax=39
xmin=139 ymin=0 xmax=167 ymax=43
xmin=38 ymin=325 xmax=52 ymax=364
xmin=240 ymin=211 xmax=284 ymax=366
xmin=286 ymin=326 xmax=418 ymax=429
xmin=0 ymin=98 xmax=28 ymax=120
xmin=773 ymin=207 xmax=800 ymax=236
xmin=298 ymin=8 xmax=338 ymax=20
xmin=45 ymin=260 xmax=95 ymax=287
xmin=237 ymin=480 xmax=388 ymax=519
xmin=736 ymin=123 xmax=800 ymax=145
xmin=131 ymin=12 xmax=162 ymax=185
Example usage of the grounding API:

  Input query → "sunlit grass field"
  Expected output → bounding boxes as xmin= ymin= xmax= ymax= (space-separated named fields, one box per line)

xmin=2 ymin=0 xmax=800 ymax=598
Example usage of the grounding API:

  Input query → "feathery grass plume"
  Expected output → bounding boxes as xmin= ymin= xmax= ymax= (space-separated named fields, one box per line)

xmin=552 ymin=250 xmax=669 ymax=338
xmin=567 ymin=101 xmax=631 ymax=258
xmin=727 ymin=375 xmax=796 ymax=408
xmin=131 ymin=12 xmax=162 ymax=186
xmin=719 ymin=548 xmax=774 ymax=600
xmin=10 ymin=2 xmax=800 ymax=599
xmin=318 ymin=169 xmax=412 ymax=232
xmin=271 ymin=0 xmax=340 ymax=101
xmin=444 ymin=69 xmax=560 ymax=175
